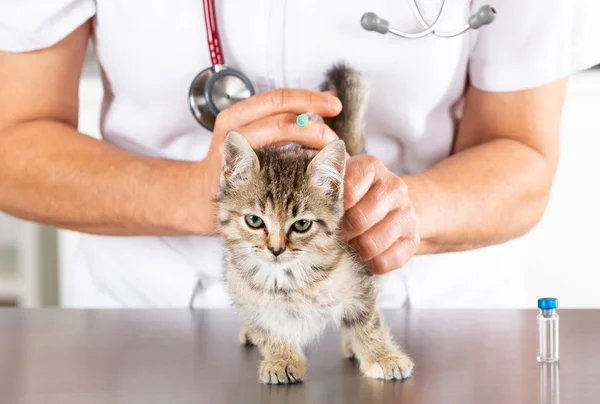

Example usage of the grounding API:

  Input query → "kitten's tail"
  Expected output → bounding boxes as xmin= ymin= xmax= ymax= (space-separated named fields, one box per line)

xmin=320 ymin=63 xmax=367 ymax=156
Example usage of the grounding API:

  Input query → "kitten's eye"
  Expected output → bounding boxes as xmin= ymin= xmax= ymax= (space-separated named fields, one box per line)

xmin=292 ymin=219 xmax=312 ymax=233
xmin=244 ymin=215 xmax=265 ymax=229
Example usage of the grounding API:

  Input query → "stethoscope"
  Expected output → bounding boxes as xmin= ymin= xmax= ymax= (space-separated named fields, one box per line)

xmin=187 ymin=0 xmax=496 ymax=131
xmin=188 ymin=0 xmax=256 ymax=131
xmin=361 ymin=1 xmax=496 ymax=39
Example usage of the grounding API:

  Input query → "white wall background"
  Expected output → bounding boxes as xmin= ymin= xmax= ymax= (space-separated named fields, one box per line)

xmin=59 ymin=67 xmax=600 ymax=308
xmin=522 ymin=71 xmax=600 ymax=307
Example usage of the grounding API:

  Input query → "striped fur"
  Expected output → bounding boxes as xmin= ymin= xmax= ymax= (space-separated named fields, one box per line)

xmin=320 ymin=63 xmax=367 ymax=156
xmin=216 ymin=64 xmax=413 ymax=384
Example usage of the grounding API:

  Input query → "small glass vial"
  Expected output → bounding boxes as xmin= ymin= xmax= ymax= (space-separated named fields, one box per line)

xmin=537 ymin=297 xmax=559 ymax=363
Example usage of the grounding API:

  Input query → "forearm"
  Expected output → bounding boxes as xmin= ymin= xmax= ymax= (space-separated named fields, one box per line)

xmin=404 ymin=138 xmax=553 ymax=254
xmin=0 ymin=120 xmax=214 ymax=236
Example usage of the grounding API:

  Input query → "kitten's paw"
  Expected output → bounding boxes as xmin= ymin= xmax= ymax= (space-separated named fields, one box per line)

xmin=362 ymin=354 xmax=414 ymax=380
xmin=239 ymin=326 xmax=254 ymax=347
xmin=259 ymin=359 xmax=305 ymax=384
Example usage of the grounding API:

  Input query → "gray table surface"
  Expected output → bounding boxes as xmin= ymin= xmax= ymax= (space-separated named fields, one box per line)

xmin=0 ymin=309 xmax=597 ymax=404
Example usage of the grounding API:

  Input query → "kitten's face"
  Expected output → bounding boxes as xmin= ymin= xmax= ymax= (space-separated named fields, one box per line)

xmin=217 ymin=132 xmax=346 ymax=272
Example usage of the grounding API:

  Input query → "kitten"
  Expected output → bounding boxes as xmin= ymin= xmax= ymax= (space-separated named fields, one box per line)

xmin=217 ymin=64 xmax=414 ymax=384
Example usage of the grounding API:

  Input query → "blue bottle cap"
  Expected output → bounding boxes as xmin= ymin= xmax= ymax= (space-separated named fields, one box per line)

xmin=538 ymin=297 xmax=558 ymax=310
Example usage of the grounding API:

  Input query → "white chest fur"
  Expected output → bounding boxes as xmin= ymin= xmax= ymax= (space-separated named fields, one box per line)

xmin=253 ymin=295 xmax=338 ymax=346
xmin=233 ymin=262 xmax=362 ymax=347
xmin=227 ymin=251 xmax=372 ymax=345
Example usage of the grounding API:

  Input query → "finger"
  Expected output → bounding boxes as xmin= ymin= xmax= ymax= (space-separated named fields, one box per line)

xmin=343 ymin=155 xmax=378 ymax=210
xmin=365 ymin=236 xmax=420 ymax=275
xmin=239 ymin=113 xmax=339 ymax=150
xmin=351 ymin=209 xmax=410 ymax=261
xmin=223 ymin=88 xmax=342 ymax=127
xmin=341 ymin=180 xmax=398 ymax=241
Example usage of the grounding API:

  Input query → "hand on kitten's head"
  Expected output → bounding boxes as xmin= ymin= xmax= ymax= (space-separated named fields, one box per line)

xmin=198 ymin=88 xmax=342 ymax=235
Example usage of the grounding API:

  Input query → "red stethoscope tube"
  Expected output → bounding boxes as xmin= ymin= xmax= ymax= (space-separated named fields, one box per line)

xmin=203 ymin=0 xmax=224 ymax=66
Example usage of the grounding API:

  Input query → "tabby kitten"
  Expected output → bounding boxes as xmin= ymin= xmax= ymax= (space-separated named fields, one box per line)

xmin=217 ymin=64 xmax=414 ymax=384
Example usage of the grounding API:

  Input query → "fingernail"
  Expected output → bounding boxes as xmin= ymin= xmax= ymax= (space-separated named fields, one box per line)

xmin=328 ymin=96 xmax=342 ymax=112
xmin=378 ymin=257 xmax=388 ymax=272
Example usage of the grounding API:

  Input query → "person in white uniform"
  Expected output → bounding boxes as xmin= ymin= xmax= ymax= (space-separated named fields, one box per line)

xmin=1 ymin=1 xmax=599 ymax=308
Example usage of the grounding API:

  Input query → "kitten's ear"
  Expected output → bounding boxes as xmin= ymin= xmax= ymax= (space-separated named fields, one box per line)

xmin=220 ymin=131 xmax=259 ymax=188
xmin=307 ymin=140 xmax=347 ymax=198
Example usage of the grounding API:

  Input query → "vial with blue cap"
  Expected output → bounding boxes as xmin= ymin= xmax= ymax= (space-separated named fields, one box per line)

xmin=537 ymin=297 xmax=559 ymax=363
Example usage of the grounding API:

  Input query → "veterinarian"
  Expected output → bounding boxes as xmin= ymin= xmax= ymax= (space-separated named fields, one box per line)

xmin=1 ymin=1 xmax=599 ymax=308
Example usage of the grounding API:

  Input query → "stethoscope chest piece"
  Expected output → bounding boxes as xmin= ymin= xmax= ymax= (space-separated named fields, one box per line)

xmin=188 ymin=65 xmax=255 ymax=131
xmin=189 ymin=66 xmax=217 ymax=130
xmin=203 ymin=66 xmax=254 ymax=117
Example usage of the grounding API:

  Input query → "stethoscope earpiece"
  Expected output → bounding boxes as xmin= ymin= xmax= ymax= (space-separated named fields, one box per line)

xmin=360 ymin=12 xmax=390 ymax=34
xmin=468 ymin=5 xmax=496 ymax=29
xmin=362 ymin=1 xmax=496 ymax=39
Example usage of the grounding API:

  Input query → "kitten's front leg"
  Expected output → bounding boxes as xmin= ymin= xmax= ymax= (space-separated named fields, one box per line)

xmin=245 ymin=324 xmax=306 ymax=384
xmin=341 ymin=327 xmax=355 ymax=359
xmin=343 ymin=310 xmax=414 ymax=380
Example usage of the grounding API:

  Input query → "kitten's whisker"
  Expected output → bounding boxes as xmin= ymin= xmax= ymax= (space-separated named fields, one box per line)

xmin=328 ymin=236 xmax=356 ymax=257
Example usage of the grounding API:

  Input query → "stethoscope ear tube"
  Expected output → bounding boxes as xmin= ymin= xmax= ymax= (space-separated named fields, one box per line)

xmin=361 ymin=2 xmax=496 ymax=39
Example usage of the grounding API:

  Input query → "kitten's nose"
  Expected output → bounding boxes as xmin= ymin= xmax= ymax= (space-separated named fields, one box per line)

xmin=268 ymin=246 xmax=286 ymax=257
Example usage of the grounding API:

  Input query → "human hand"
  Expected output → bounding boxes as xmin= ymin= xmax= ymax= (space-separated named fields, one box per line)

xmin=196 ymin=88 xmax=342 ymax=234
xmin=341 ymin=155 xmax=420 ymax=274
